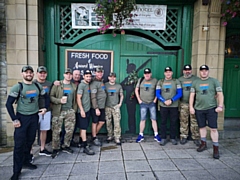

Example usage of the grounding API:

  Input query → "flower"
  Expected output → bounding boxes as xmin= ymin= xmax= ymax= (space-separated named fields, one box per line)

xmin=94 ymin=0 xmax=137 ymax=34
xmin=221 ymin=0 xmax=240 ymax=25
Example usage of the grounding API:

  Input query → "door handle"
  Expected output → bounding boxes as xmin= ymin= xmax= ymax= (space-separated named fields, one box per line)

xmin=235 ymin=65 xmax=239 ymax=68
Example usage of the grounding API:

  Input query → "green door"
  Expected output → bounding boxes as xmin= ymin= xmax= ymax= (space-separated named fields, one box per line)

xmin=223 ymin=59 xmax=240 ymax=117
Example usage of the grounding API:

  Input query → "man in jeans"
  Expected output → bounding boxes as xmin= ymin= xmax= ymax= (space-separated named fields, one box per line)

xmin=135 ymin=68 xmax=161 ymax=143
xmin=50 ymin=68 xmax=77 ymax=158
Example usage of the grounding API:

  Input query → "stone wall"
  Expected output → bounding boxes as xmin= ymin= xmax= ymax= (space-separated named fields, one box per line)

xmin=0 ymin=0 xmax=7 ymax=145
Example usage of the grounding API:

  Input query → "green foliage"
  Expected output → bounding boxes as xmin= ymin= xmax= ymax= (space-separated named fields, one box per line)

xmin=221 ymin=0 xmax=240 ymax=26
xmin=94 ymin=0 xmax=137 ymax=35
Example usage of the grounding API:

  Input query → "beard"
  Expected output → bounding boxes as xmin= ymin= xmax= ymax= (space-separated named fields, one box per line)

xmin=184 ymin=73 xmax=192 ymax=78
xmin=23 ymin=76 xmax=33 ymax=82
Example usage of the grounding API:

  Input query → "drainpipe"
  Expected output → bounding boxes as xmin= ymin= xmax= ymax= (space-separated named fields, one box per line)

xmin=26 ymin=0 xmax=29 ymax=64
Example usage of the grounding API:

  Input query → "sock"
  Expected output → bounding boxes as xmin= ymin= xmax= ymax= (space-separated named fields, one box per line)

xmin=201 ymin=137 xmax=206 ymax=142
xmin=212 ymin=142 xmax=219 ymax=146
xmin=83 ymin=141 xmax=87 ymax=148
xmin=139 ymin=133 xmax=143 ymax=136
xmin=79 ymin=137 xmax=83 ymax=144
xmin=154 ymin=132 xmax=158 ymax=136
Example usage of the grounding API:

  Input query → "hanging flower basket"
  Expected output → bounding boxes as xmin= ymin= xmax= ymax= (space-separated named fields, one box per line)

xmin=94 ymin=0 xmax=137 ymax=35
xmin=221 ymin=0 xmax=240 ymax=26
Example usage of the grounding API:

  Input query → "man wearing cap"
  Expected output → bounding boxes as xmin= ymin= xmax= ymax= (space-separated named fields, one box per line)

xmin=90 ymin=66 xmax=107 ymax=146
xmin=34 ymin=66 xmax=53 ymax=156
xmin=189 ymin=65 xmax=224 ymax=159
xmin=6 ymin=65 xmax=47 ymax=180
xmin=156 ymin=66 xmax=182 ymax=146
xmin=105 ymin=72 xmax=124 ymax=145
xmin=50 ymin=68 xmax=77 ymax=158
xmin=178 ymin=64 xmax=200 ymax=146
xmin=135 ymin=68 xmax=161 ymax=143
xmin=76 ymin=69 xmax=95 ymax=155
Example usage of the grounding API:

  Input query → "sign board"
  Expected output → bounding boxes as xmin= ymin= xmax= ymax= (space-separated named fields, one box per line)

xmin=71 ymin=3 xmax=167 ymax=30
xmin=65 ymin=49 xmax=113 ymax=82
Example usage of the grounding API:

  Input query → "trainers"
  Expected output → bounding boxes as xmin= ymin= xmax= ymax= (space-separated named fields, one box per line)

xmin=154 ymin=135 xmax=161 ymax=142
xmin=136 ymin=135 xmax=144 ymax=143
xmin=62 ymin=146 xmax=74 ymax=154
xmin=39 ymin=149 xmax=52 ymax=156
xmin=107 ymin=136 xmax=113 ymax=143
xmin=22 ymin=162 xmax=37 ymax=170
xmin=93 ymin=138 xmax=102 ymax=146
xmin=83 ymin=146 xmax=95 ymax=155
xmin=115 ymin=139 xmax=121 ymax=145
xmin=29 ymin=154 xmax=34 ymax=163
xmin=160 ymin=139 xmax=167 ymax=146
xmin=51 ymin=149 xmax=60 ymax=159
xmin=180 ymin=138 xmax=187 ymax=145
xmin=171 ymin=139 xmax=178 ymax=145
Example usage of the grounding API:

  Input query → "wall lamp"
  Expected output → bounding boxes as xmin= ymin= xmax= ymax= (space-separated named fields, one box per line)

xmin=202 ymin=25 xmax=209 ymax=32
xmin=202 ymin=0 xmax=210 ymax=5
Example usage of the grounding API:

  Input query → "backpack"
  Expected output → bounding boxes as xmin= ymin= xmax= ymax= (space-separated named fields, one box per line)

xmin=138 ymin=77 xmax=144 ymax=95
xmin=15 ymin=82 xmax=41 ymax=104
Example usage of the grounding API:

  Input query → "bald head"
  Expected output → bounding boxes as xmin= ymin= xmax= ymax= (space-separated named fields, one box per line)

xmin=72 ymin=70 xmax=80 ymax=82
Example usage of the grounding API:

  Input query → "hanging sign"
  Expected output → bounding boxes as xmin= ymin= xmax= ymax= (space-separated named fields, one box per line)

xmin=71 ymin=3 xmax=167 ymax=30
xmin=66 ymin=49 xmax=113 ymax=82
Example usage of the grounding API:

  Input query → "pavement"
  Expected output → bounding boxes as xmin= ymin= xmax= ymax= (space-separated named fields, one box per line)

xmin=0 ymin=135 xmax=240 ymax=180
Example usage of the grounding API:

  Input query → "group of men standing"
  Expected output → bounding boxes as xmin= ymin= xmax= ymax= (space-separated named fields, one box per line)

xmin=135 ymin=64 xmax=223 ymax=160
xmin=6 ymin=63 xmax=223 ymax=180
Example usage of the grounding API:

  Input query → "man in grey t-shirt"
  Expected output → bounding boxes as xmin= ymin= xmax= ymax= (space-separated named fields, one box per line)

xmin=135 ymin=68 xmax=161 ymax=143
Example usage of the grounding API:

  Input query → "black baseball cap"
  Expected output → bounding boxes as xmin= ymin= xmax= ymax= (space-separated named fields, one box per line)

xmin=199 ymin=65 xmax=209 ymax=71
xmin=22 ymin=65 xmax=34 ymax=72
xmin=84 ymin=69 xmax=92 ymax=75
xmin=183 ymin=64 xmax=192 ymax=70
xmin=164 ymin=66 xmax=172 ymax=72
xmin=144 ymin=68 xmax=151 ymax=74
xmin=37 ymin=66 xmax=47 ymax=73
xmin=95 ymin=66 xmax=103 ymax=72
xmin=64 ymin=68 xmax=73 ymax=74
xmin=109 ymin=72 xmax=116 ymax=77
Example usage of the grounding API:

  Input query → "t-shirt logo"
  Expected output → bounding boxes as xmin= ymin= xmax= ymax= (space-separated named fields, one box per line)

xmin=200 ymin=84 xmax=209 ymax=95
xmin=26 ymin=90 xmax=37 ymax=103
xmin=143 ymin=82 xmax=152 ymax=91
xmin=43 ymin=86 xmax=49 ymax=93
xmin=183 ymin=81 xmax=192 ymax=91
xmin=63 ymin=87 xmax=71 ymax=95
xmin=88 ymin=87 xmax=91 ymax=93
xmin=101 ymin=83 xmax=105 ymax=90
xmin=163 ymin=82 xmax=172 ymax=93
xmin=108 ymin=88 xmax=116 ymax=96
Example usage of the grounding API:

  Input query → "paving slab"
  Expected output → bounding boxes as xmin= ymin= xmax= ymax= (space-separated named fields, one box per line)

xmin=70 ymin=162 xmax=98 ymax=175
xmin=207 ymin=168 xmax=240 ymax=180
xmin=124 ymin=160 xmax=151 ymax=172
xmin=99 ymin=161 xmax=124 ymax=173
xmin=126 ymin=172 xmax=156 ymax=180
xmin=181 ymin=169 xmax=216 ymax=180
xmin=98 ymin=172 xmax=126 ymax=180
xmin=148 ymin=159 xmax=178 ymax=171
xmin=172 ymin=159 xmax=204 ymax=171
xmin=144 ymin=149 xmax=169 ymax=160
xmin=100 ymin=151 xmax=122 ymax=161
xmin=123 ymin=150 xmax=146 ymax=160
xmin=154 ymin=170 xmax=185 ymax=180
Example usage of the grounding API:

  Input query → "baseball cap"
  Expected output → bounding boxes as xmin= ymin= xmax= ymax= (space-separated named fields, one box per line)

xmin=144 ymin=68 xmax=151 ymax=74
xmin=64 ymin=68 xmax=73 ymax=74
xmin=37 ymin=66 xmax=47 ymax=73
xmin=95 ymin=66 xmax=103 ymax=72
xmin=183 ymin=64 xmax=192 ymax=70
xmin=109 ymin=72 xmax=116 ymax=77
xmin=199 ymin=65 xmax=209 ymax=71
xmin=164 ymin=66 xmax=172 ymax=72
xmin=22 ymin=65 xmax=34 ymax=72
xmin=84 ymin=69 xmax=92 ymax=75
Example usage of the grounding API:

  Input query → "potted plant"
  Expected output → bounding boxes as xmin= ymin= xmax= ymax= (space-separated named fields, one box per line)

xmin=221 ymin=0 xmax=240 ymax=26
xmin=94 ymin=0 xmax=137 ymax=35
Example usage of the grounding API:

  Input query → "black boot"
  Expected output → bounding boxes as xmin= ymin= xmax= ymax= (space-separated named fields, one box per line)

xmin=197 ymin=140 xmax=207 ymax=152
xmin=213 ymin=145 xmax=220 ymax=159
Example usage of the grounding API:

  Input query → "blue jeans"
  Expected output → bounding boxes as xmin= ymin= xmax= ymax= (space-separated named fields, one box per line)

xmin=140 ymin=102 xmax=157 ymax=120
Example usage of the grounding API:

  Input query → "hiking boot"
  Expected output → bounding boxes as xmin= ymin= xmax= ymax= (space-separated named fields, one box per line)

xmin=193 ymin=139 xmax=201 ymax=147
xmin=154 ymin=135 xmax=161 ymax=143
xmin=180 ymin=138 xmax=187 ymax=145
xmin=213 ymin=145 xmax=220 ymax=159
xmin=160 ymin=139 xmax=167 ymax=146
xmin=93 ymin=138 xmax=102 ymax=146
xmin=107 ymin=136 xmax=113 ymax=143
xmin=51 ymin=149 xmax=60 ymax=159
xmin=197 ymin=140 xmax=207 ymax=152
xmin=115 ymin=139 xmax=121 ymax=145
xmin=136 ymin=134 xmax=144 ymax=143
xmin=22 ymin=162 xmax=37 ymax=170
xmin=39 ymin=149 xmax=52 ymax=156
xmin=62 ymin=146 xmax=74 ymax=154
xmin=10 ymin=172 xmax=21 ymax=180
xmin=83 ymin=146 xmax=95 ymax=155
xmin=171 ymin=139 xmax=178 ymax=145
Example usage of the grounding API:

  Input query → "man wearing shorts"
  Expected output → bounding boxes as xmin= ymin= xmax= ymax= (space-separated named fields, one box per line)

xmin=135 ymin=68 xmax=161 ymax=143
xmin=90 ymin=66 xmax=107 ymax=146
xmin=35 ymin=66 xmax=52 ymax=156
xmin=189 ymin=65 xmax=224 ymax=159
xmin=76 ymin=70 xmax=94 ymax=155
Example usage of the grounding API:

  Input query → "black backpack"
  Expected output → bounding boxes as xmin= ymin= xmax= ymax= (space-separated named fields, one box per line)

xmin=15 ymin=82 xmax=41 ymax=104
